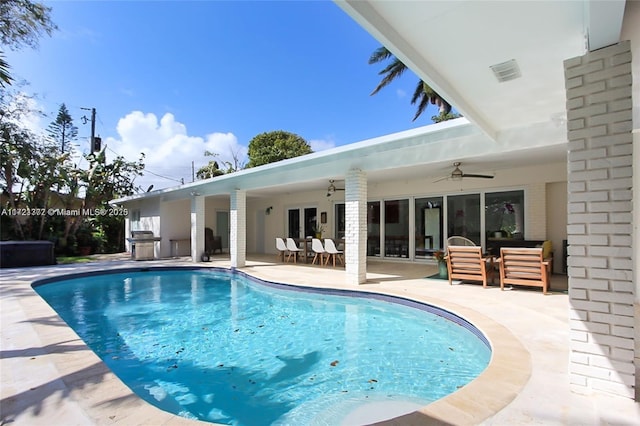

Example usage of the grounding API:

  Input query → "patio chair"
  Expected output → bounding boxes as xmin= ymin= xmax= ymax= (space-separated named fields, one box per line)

xmin=311 ymin=238 xmax=328 ymax=265
xmin=497 ymin=247 xmax=551 ymax=294
xmin=447 ymin=236 xmax=476 ymax=247
xmin=285 ymin=238 xmax=303 ymax=263
xmin=205 ymin=227 xmax=223 ymax=254
xmin=446 ymin=245 xmax=494 ymax=288
xmin=323 ymin=238 xmax=344 ymax=267
xmin=275 ymin=237 xmax=289 ymax=262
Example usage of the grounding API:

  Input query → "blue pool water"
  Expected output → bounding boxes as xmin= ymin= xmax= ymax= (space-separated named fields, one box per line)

xmin=34 ymin=268 xmax=491 ymax=425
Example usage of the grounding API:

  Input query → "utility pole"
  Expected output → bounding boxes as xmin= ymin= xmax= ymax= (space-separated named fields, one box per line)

xmin=81 ymin=107 xmax=97 ymax=154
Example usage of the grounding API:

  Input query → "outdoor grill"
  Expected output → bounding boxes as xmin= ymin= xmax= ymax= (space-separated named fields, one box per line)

xmin=127 ymin=230 xmax=161 ymax=261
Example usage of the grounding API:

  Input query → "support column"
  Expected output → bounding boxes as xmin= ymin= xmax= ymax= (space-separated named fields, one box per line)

xmin=190 ymin=195 xmax=205 ymax=263
xmin=345 ymin=169 xmax=367 ymax=285
xmin=230 ymin=190 xmax=246 ymax=268
xmin=564 ymin=40 xmax=635 ymax=398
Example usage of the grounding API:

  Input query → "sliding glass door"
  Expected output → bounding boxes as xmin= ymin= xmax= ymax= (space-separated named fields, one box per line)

xmin=415 ymin=196 xmax=443 ymax=258
xmin=384 ymin=199 xmax=409 ymax=258
xmin=447 ymin=193 xmax=481 ymax=245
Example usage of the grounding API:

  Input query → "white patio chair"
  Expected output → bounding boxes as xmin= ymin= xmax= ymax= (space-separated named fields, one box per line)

xmin=285 ymin=238 xmax=303 ymax=263
xmin=311 ymin=238 xmax=328 ymax=265
xmin=323 ymin=238 xmax=344 ymax=267
xmin=446 ymin=236 xmax=476 ymax=247
xmin=275 ymin=237 xmax=289 ymax=262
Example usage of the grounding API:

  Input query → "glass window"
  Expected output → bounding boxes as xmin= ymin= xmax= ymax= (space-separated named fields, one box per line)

xmin=287 ymin=209 xmax=300 ymax=238
xmin=384 ymin=199 xmax=409 ymax=258
xmin=304 ymin=208 xmax=317 ymax=238
xmin=415 ymin=197 xmax=443 ymax=259
xmin=485 ymin=190 xmax=525 ymax=239
xmin=367 ymin=201 xmax=380 ymax=256
xmin=130 ymin=209 xmax=140 ymax=230
xmin=334 ymin=203 xmax=345 ymax=239
xmin=447 ymin=194 xmax=481 ymax=245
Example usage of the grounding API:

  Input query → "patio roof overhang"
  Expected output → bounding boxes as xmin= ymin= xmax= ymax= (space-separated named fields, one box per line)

xmin=112 ymin=117 xmax=566 ymax=205
xmin=335 ymin=0 xmax=626 ymax=140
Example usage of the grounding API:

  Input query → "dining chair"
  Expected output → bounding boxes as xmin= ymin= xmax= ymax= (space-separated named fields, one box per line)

xmin=275 ymin=237 xmax=289 ymax=262
xmin=311 ymin=238 xmax=328 ymax=265
xmin=323 ymin=238 xmax=344 ymax=267
xmin=285 ymin=238 xmax=303 ymax=263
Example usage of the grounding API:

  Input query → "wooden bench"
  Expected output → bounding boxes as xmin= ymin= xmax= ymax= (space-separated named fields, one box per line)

xmin=446 ymin=245 xmax=494 ymax=288
xmin=497 ymin=247 xmax=551 ymax=294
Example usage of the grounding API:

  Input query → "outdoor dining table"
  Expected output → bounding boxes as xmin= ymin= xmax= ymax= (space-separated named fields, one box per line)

xmin=293 ymin=237 xmax=345 ymax=264
xmin=293 ymin=237 xmax=313 ymax=263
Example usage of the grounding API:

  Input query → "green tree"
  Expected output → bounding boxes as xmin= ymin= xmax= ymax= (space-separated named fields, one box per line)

xmin=369 ymin=46 xmax=454 ymax=122
xmin=197 ymin=159 xmax=224 ymax=180
xmin=47 ymin=103 xmax=78 ymax=152
xmin=246 ymin=130 xmax=312 ymax=168
xmin=0 ymin=89 xmax=44 ymax=239
xmin=0 ymin=91 xmax=144 ymax=253
xmin=0 ymin=0 xmax=57 ymax=87
xmin=196 ymin=150 xmax=230 ymax=180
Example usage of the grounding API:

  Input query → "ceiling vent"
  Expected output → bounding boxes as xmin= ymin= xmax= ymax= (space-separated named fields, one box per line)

xmin=490 ymin=59 xmax=521 ymax=83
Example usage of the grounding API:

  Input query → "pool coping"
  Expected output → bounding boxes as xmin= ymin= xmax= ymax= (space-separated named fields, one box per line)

xmin=2 ymin=261 xmax=529 ymax=425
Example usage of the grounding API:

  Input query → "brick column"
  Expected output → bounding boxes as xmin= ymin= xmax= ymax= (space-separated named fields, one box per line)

xmin=230 ymin=190 xmax=246 ymax=268
xmin=564 ymin=41 xmax=635 ymax=398
xmin=345 ymin=169 xmax=367 ymax=285
xmin=190 ymin=195 xmax=205 ymax=262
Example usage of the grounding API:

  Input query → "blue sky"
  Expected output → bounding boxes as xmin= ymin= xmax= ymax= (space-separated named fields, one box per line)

xmin=8 ymin=1 xmax=441 ymax=190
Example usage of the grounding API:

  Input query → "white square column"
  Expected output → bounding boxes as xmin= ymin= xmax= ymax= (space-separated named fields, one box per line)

xmin=564 ymin=41 xmax=635 ymax=398
xmin=230 ymin=189 xmax=246 ymax=268
xmin=190 ymin=194 xmax=205 ymax=262
xmin=345 ymin=169 xmax=367 ymax=285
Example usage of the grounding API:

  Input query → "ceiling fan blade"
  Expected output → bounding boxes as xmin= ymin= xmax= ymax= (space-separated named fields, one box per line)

xmin=433 ymin=176 xmax=449 ymax=183
xmin=462 ymin=173 xmax=494 ymax=179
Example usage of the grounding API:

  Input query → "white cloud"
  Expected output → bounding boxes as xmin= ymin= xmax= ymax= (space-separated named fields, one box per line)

xmin=309 ymin=137 xmax=336 ymax=152
xmin=396 ymin=88 xmax=406 ymax=98
xmin=105 ymin=111 xmax=247 ymax=191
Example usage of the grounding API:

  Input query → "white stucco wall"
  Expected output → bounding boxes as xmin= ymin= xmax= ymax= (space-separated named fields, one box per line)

xmin=547 ymin=181 xmax=569 ymax=274
xmin=249 ymin=162 xmax=567 ymax=258
xmin=159 ymin=199 xmax=190 ymax=257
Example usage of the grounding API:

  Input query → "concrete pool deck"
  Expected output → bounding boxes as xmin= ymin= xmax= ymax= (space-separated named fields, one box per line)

xmin=1 ymin=254 xmax=639 ymax=425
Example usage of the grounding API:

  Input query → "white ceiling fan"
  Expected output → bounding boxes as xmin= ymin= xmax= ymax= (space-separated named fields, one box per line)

xmin=435 ymin=162 xmax=494 ymax=182
xmin=326 ymin=180 xmax=344 ymax=197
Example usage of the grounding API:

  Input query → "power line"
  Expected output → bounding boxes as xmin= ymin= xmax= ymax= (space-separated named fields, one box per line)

xmin=103 ymin=145 xmax=185 ymax=184
xmin=142 ymin=168 xmax=184 ymax=184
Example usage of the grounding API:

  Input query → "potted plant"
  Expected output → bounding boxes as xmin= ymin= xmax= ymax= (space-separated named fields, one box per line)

xmin=311 ymin=223 xmax=324 ymax=239
xmin=433 ymin=250 xmax=448 ymax=279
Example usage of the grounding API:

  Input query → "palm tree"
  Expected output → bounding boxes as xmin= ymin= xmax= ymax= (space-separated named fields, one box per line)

xmin=369 ymin=46 xmax=452 ymax=121
xmin=0 ymin=51 xmax=12 ymax=87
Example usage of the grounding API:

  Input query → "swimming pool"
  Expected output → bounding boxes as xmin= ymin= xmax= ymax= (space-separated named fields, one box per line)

xmin=34 ymin=267 xmax=491 ymax=425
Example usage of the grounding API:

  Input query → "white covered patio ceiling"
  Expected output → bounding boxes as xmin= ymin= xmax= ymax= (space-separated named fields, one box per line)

xmin=335 ymin=0 xmax=626 ymax=140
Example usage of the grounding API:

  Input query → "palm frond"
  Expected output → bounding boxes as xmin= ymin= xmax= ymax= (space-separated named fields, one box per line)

xmin=371 ymin=59 xmax=407 ymax=95
xmin=411 ymin=80 xmax=431 ymax=121
xmin=369 ymin=46 xmax=455 ymax=121
xmin=0 ymin=51 xmax=13 ymax=87
xmin=368 ymin=46 xmax=393 ymax=65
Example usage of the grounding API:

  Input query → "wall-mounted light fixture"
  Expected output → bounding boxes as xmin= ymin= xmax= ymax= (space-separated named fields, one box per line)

xmin=265 ymin=206 xmax=273 ymax=215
